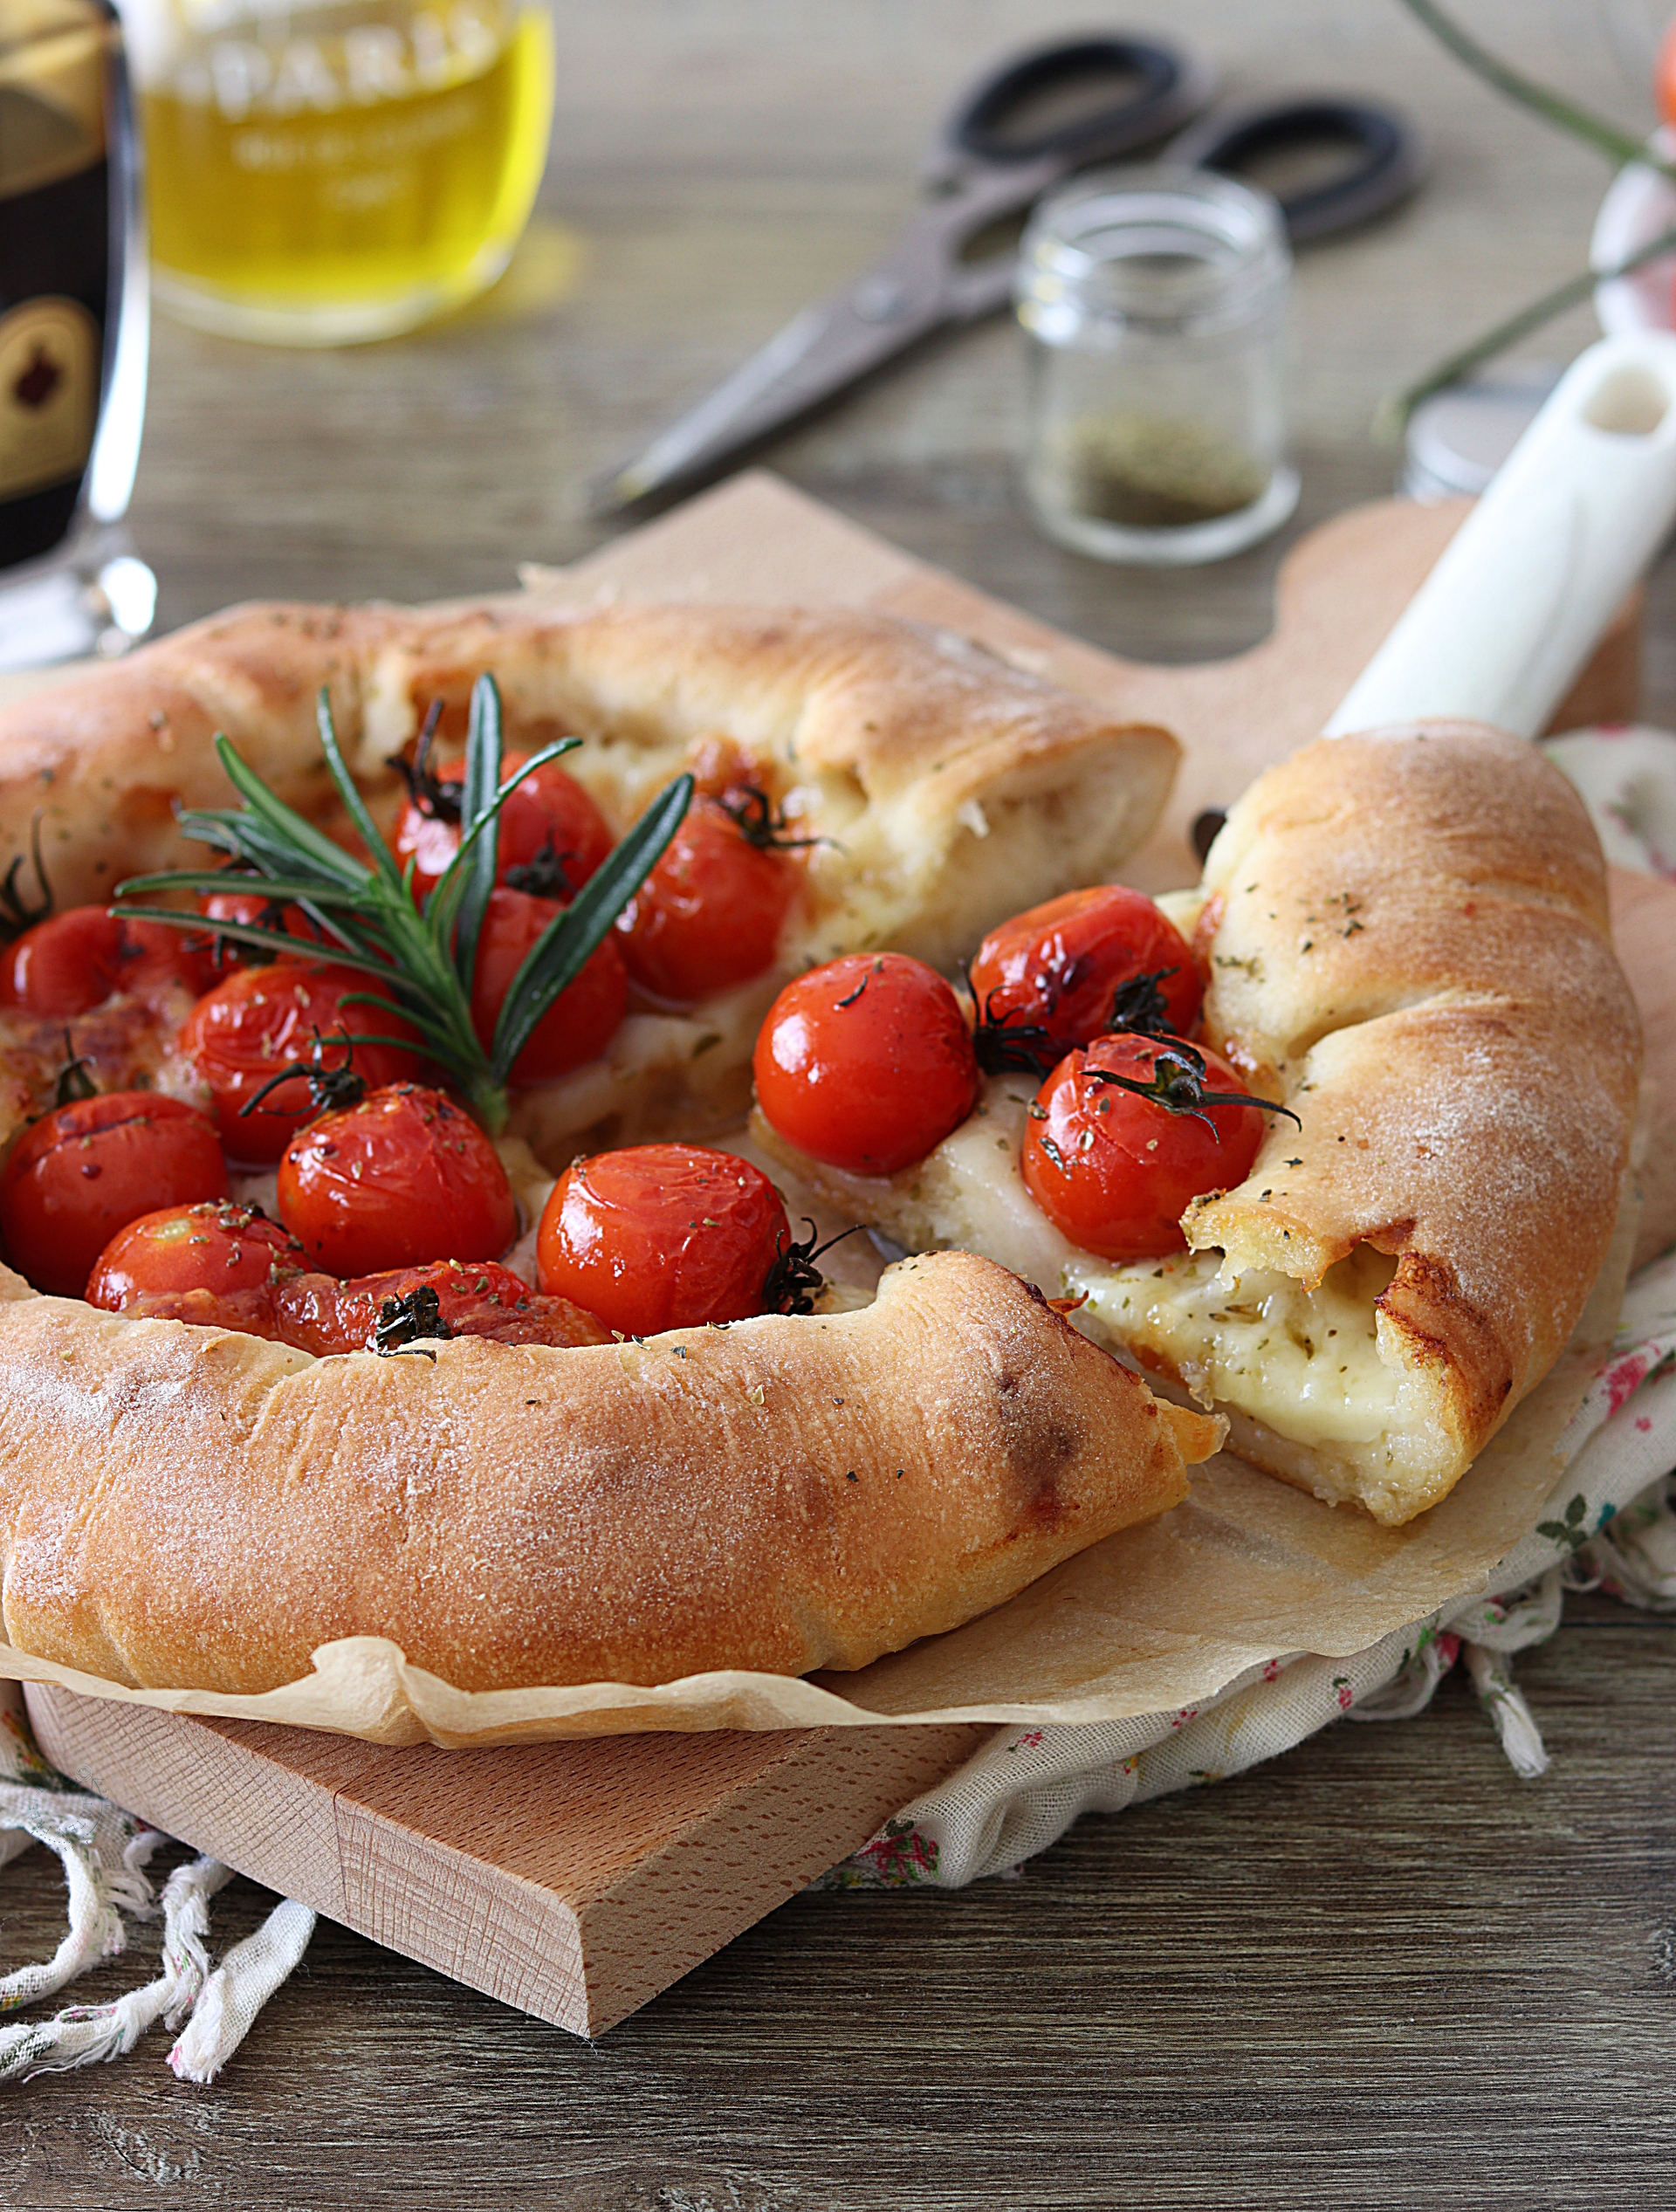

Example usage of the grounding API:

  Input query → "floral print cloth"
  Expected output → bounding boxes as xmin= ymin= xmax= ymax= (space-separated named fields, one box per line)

xmin=824 ymin=1245 xmax=1676 ymax=1888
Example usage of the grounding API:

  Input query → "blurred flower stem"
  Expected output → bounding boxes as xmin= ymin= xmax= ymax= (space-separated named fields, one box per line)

xmin=1383 ymin=0 xmax=1676 ymax=433
xmin=1398 ymin=0 xmax=1666 ymax=171
xmin=1379 ymin=224 xmax=1676 ymax=436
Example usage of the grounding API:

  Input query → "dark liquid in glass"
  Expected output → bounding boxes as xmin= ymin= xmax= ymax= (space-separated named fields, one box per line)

xmin=0 ymin=86 xmax=109 ymax=570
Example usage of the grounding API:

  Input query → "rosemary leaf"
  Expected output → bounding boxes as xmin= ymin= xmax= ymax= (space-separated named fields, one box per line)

xmin=423 ymin=733 xmax=581 ymax=948
xmin=313 ymin=692 xmax=405 ymax=894
xmin=452 ymin=674 xmax=503 ymax=998
xmin=333 ymin=991 xmax=462 ymax=1060
xmin=120 ymin=869 xmax=373 ymax=904
xmin=212 ymin=736 xmax=374 ymax=890
xmin=490 ymin=773 xmax=693 ymax=1082
xmin=113 ymin=904 xmax=403 ymax=979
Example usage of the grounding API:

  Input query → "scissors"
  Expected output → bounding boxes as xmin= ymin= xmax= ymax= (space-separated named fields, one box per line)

xmin=587 ymin=33 xmax=1425 ymax=519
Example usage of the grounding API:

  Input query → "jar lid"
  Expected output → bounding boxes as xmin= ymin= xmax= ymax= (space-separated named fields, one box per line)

xmin=1399 ymin=367 xmax=1562 ymax=499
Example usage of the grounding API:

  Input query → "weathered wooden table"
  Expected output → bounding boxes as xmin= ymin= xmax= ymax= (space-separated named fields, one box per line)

xmin=6 ymin=3 xmax=1673 ymax=2204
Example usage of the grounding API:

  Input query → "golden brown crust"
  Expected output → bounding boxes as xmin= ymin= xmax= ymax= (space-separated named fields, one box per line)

xmin=1184 ymin=722 xmax=1640 ymax=1473
xmin=0 ymin=1251 xmax=1214 ymax=1694
xmin=0 ymin=599 xmax=1178 ymax=972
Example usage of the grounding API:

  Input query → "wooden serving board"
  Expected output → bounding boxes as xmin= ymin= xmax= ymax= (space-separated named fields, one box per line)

xmin=20 ymin=1685 xmax=985 ymax=2035
xmin=19 ymin=471 xmax=1676 ymax=2037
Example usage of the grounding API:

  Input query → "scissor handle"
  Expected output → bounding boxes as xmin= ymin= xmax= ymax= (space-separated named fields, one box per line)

xmin=1171 ymin=96 xmax=1425 ymax=245
xmin=931 ymin=35 xmax=1213 ymax=182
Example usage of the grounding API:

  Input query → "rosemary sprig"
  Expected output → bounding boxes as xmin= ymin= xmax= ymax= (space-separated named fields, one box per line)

xmin=117 ymin=675 xmax=692 ymax=1135
xmin=1384 ymin=0 xmax=1676 ymax=430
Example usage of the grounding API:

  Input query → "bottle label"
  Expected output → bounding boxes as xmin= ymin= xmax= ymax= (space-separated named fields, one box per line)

xmin=0 ymin=298 xmax=100 ymax=505
xmin=161 ymin=2 xmax=509 ymax=119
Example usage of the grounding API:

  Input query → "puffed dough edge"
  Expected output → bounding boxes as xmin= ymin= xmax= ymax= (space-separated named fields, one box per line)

xmin=0 ymin=1249 xmax=1219 ymax=1696
xmin=0 ymin=598 xmax=1179 ymax=975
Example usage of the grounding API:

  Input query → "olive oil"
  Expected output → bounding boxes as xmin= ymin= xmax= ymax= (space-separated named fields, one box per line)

xmin=141 ymin=0 xmax=553 ymax=342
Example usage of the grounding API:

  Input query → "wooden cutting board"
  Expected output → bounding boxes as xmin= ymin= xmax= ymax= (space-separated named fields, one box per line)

xmin=19 ymin=471 xmax=1676 ymax=2039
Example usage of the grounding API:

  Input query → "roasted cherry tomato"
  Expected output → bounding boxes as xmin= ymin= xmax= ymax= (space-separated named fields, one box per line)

xmin=535 ymin=1143 xmax=791 ymax=1336
xmin=0 ymin=1092 xmax=227 ymax=1296
xmin=1020 ymin=1034 xmax=1269 ymax=1262
xmin=468 ymin=886 xmax=628 ymax=1085
xmin=395 ymin=748 xmax=615 ymax=903
xmin=179 ymin=961 xmax=419 ymax=1164
xmin=271 ymin=1257 xmax=612 ymax=1357
xmin=752 ymin=952 xmax=980 ymax=1178
xmin=86 ymin=1199 xmax=306 ymax=1309
xmin=968 ymin=886 xmax=1201 ymax=1063
xmin=196 ymin=883 xmax=330 ymax=967
xmin=277 ymin=1083 xmax=517 ymax=1277
xmin=0 ymin=906 xmax=214 ymax=1018
xmin=615 ymin=799 xmax=797 ymax=1005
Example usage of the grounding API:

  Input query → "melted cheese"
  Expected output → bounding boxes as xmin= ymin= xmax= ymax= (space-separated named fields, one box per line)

xmin=1068 ymin=1246 xmax=1406 ymax=1447
xmin=762 ymin=1075 xmax=1444 ymax=1501
xmin=506 ymin=976 xmax=778 ymax=1166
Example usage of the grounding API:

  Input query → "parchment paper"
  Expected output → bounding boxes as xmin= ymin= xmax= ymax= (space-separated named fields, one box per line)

xmin=0 ymin=1183 xmax=1634 ymax=1746
xmin=0 ymin=489 xmax=1648 ymax=1746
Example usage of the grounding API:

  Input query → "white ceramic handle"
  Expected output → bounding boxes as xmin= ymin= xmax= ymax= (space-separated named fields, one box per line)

xmin=1325 ymin=331 xmax=1676 ymax=739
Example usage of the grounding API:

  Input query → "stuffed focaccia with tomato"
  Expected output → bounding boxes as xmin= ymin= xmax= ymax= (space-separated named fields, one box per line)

xmin=0 ymin=607 xmax=1219 ymax=1699
xmin=752 ymin=724 xmax=1643 ymax=1528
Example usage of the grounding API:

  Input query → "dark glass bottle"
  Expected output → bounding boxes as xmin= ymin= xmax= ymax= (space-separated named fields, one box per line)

xmin=0 ymin=0 xmax=150 ymax=664
xmin=0 ymin=3 xmax=115 ymax=567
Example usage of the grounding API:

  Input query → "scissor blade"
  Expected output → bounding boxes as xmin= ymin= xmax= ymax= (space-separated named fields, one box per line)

xmin=587 ymin=266 xmax=944 ymax=517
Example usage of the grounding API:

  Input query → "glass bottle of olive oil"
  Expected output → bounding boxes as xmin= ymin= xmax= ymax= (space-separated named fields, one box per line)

xmin=127 ymin=0 xmax=554 ymax=343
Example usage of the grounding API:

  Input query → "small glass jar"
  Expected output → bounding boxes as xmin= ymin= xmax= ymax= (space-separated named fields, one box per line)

xmin=1016 ymin=166 xmax=1298 ymax=566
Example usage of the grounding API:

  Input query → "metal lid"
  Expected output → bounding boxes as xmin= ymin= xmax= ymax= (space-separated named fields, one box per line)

xmin=1399 ymin=366 xmax=1563 ymax=500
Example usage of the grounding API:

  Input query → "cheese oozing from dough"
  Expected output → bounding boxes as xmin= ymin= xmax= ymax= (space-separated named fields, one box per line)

xmin=752 ymin=1076 xmax=1443 ymax=1520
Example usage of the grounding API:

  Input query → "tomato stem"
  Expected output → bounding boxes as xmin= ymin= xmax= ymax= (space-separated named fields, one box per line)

xmin=0 ymin=811 xmax=52 ymax=945
xmin=1087 ymin=1037 xmax=1300 ymax=1137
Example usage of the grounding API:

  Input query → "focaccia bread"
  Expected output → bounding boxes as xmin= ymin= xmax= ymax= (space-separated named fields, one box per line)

xmin=0 ymin=599 xmax=1212 ymax=1701
xmin=0 ymin=1249 xmax=1217 ymax=1693
xmin=0 ymin=599 xmax=1178 ymax=1158
xmin=753 ymin=724 xmax=1643 ymax=1525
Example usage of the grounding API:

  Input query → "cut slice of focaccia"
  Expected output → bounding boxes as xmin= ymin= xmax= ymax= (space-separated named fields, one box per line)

xmin=753 ymin=724 xmax=1643 ymax=1527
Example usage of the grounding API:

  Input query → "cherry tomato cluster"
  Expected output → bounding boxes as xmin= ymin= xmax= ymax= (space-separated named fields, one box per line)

xmin=0 ymin=717 xmax=827 ymax=1353
xmin=753 ymin=884 xmax=1274 ymax=1262
xmin=0 ymin=731 xmax=818 ymax=1317
xmin=0 ymin=774 xmax=1266 ymax=1346
xmin=393 ymin=741 xmax=805 ymax=1010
